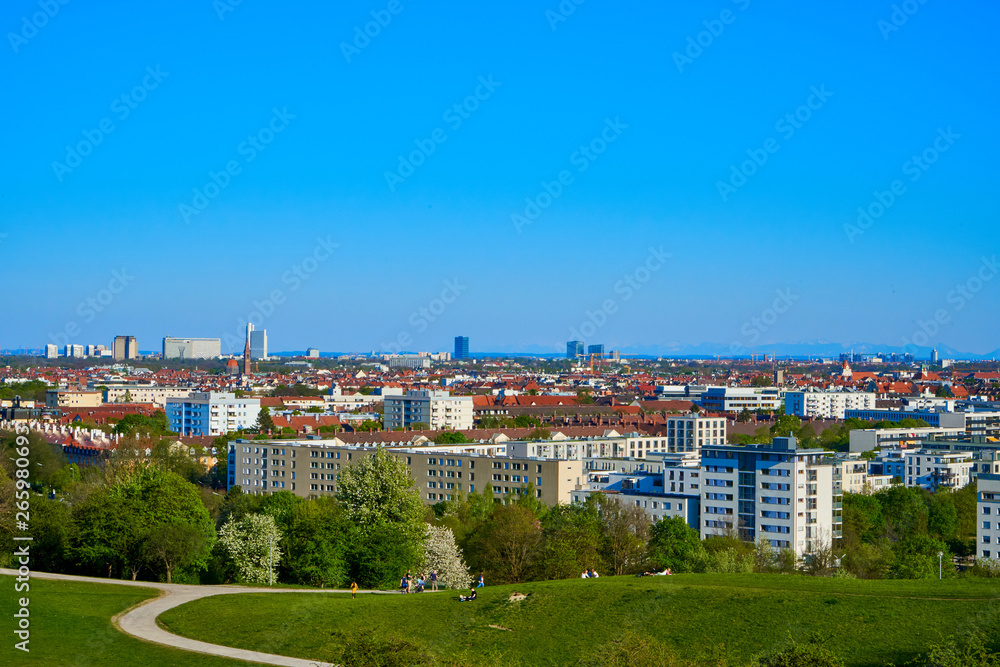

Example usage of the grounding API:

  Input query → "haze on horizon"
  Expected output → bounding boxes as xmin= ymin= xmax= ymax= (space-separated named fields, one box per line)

xmin=2 ymin=0 xmax=998 ymax=356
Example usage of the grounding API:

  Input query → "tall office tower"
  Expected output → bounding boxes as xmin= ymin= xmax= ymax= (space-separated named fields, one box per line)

xmin=931 ymin=348 xmax=939 ymax=364
xmin=113 ymin=335 xmax=138 ymax=361
xmin=566 ymin=340 xmax=584 ymax=359
xmin=587 ymin=344 xmax=605 ymax=358
xmin=250 ymin=328 xmax=267 ymax=360
xmin=454 ymin=336 xmax=469 ymax=360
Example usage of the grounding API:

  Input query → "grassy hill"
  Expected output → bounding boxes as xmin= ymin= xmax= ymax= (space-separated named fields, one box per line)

xmin=157 ymin=574 xmax=1000 ymax=666
xmin=0 ymin=576 xmax=256 ymax=666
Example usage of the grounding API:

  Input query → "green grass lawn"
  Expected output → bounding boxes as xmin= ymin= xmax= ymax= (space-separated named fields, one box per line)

xmin=157 ymin=574 xmax=1000 ymax=666
xmin=0 ymin=576 xmax=259 ymax=666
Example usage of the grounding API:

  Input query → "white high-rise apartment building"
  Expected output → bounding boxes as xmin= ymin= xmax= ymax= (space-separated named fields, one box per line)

xmin=383 ymin=390 xmax=474 ymax=431
xmin=977 ymin=474 xmax=1000 ymax=562
xmin=784 ymin=390 xmax=876 ymax=419
xmin=166 ymin=391 xmax=261 ymax=436
xmin=700 ymin=437 xmax=841 ymax=558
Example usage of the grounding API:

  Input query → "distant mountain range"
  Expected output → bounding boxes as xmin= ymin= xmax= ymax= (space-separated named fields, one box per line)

xmin=273 ymin=342 xmax=1000 ymax=361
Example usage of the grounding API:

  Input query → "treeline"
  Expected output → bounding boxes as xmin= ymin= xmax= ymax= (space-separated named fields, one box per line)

xmin=730 ymin=415 xmax=931 ymax=452
xmin=841 ymin=483 xmax=980 ymax=579
xmin=0 ymin=432 xmax=461 ymax=589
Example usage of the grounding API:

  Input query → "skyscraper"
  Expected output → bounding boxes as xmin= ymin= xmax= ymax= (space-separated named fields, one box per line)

xmin=587 ymin=344 xmax=605 ymax=357
xmin=567 ymin=341 xmax=584 ymax=359
xmin=113 ymin=335 xmax=137 ymax=361
xmin=250 ymin=328 xmax=267 ymax=360
xmin=454 ymin=336 xmax=469 ymax=360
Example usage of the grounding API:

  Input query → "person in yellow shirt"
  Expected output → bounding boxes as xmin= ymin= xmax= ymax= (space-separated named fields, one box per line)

xmin=350 ymin=582 xmax=358 ymax=599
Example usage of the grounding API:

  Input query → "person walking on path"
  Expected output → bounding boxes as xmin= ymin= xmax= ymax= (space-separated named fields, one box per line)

xmin=350 ymin=582 xmax=358 ymax=599
xmin=476 ymin=572 xmax=485 ymax=588
xmin=431 ymin=569 xmax=438 ymax=591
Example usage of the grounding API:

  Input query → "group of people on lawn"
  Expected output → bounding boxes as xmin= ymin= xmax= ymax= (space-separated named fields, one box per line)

xmin=399 ymin=569 xmax=439 ymax=594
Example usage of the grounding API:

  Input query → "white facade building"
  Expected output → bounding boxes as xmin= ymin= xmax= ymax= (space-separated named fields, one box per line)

xmin=166 ymin=391 xmax=261 ymax=436
xmin=664 ymin=414 xmax=727 ymax=452
xmin=902 ymin=450 xmax=973 ymax=490
xmin=700 ymin=387 xmax=782 ymax=413
xmin=382 ymin=390 xmax=474 ymax=431
xmin=103 ymin=385 xmax=197 ymax=407
xmin=700 ymin=437 xmax=841 ymax=558
xmin=162 ymin=337 xmax=222 ymax=359
xmin=977 ymin=474 xmax=1000 ymax=562
xmin=785 ymin=390 xmax=876 ymax=419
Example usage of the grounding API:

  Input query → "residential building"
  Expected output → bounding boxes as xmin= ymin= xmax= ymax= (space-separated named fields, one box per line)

xmin=699 ymin=437 xmax=841 ymax=558
xmin=784 ymin=390 xmax=876 ymax=419
xmin=572 ymin=453 xmax=702 ymax=527
xmin=306 ymin=348 xmax=320 ymax=358
xmin=566 ymin=340 xmax=584 ymax=359
xmin=103 ymin=385 xmax=197 ymax=407
xmin=977 ymin=474 xmax=1000 ymax=561
xmin=383 ymin=390 xmax=474 ymax=431
xmin=65 ymin=344 xmax=84 ymax=358
xmin=902 ymin=450 xmax=973 ymax=490
xmin=843 ymin=408 xmax=966 ymax=429
xmin=848 ymin=426 xmax=965 ymax=453
xmin=838 ymin=459 xmax=893 ymax=494
xmin=228 ymin=440 xmax=584 ymax=506
xmin=700 ymin=387 xmax=782 ymax=413
xmin=166 ymin=391 xmax=261 ymax=436
xmin=664 ymin=414 xmax=727 ymax=452
xmin=113 ymin=336 xmax=138 ymax=361
xmin=45 ymin=389 xmax=103 ymax=409
xmin=162 ymin=337 xmax=221 ymax=360
xmin=44 ymin=344 xmax=59 ymax=359
xmin=454 ymin=336 xmax=469 ymax=360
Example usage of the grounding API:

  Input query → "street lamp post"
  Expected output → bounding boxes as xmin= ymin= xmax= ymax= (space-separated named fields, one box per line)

xmin=938 ymin=551 xmax=943 ymax=580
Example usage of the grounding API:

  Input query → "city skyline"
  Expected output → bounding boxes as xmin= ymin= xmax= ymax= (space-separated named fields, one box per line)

xmin=3 ymin=1 xmax=998 ymax=356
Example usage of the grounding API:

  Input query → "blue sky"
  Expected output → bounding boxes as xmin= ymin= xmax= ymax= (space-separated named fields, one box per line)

xmin=2 ymin=0 xmax=998 ymax=356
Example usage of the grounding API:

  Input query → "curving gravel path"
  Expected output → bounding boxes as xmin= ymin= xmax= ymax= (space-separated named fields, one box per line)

xmin=0 ymin=568 xmax=397 ymax=666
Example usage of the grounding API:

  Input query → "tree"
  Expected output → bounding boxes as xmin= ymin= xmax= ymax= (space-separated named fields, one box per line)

xmin=113 ymin=411 xmax=173 ymax=437
xmin=433 ymin=431 xmax=470 ymax=444
xmin=143 ymin=522 xmax=209 ymax=583
xmin=537 ymin=501 xmax=603 ymax=579
xmin=751 ymin=375 xmax=773 ymax=387
xmin=576 ymin=389 xmax=594 ymax=404
xmin=70 ymin=465 xmax=214 ymax=580
xmin=217 ymin=513 xmax=283 ymax=585
xmin=647 ymin=516 xmax=703 ymax=572
xmin=336 ymin=448 xmax=426 ymax=587
xmin=255 ymin=407 xmax=275 ymax=433
xmin=419 ymin=525 xmax=469 ymax=589
xmin=279 ymin=497 xmax=349 ymax=587
xmin=471 ymin=504 xmax=541 ymax=583
xmin=597 ymin=495 xmax=650 ymax=575
xmin=770 ymin=414 xmax=802 ymax=438
xmin=525 ymin=427 xmax=552 ymax=441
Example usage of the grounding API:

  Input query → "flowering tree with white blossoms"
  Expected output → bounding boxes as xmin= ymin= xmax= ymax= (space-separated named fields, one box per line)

xmin=218 ymin=513 xmax=283 ymax=585
xmin=336 ymin=447 xmax=427 ymax=587
xmin=419 ymin=525 xmax=470 ymax=589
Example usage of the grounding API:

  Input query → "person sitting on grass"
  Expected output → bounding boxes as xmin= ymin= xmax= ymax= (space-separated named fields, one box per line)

xmin=459 ymin=588 xmax=477 ymax=602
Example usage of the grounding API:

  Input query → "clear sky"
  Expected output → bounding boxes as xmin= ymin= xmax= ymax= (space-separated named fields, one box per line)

xmin=2 ymin=0 xmax=998 ymax=356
